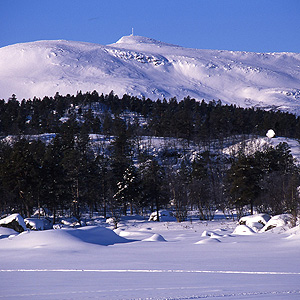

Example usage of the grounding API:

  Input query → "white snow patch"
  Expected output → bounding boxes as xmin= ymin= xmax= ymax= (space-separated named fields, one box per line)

xmin=24 ymin=218 xmax=52 ymax=231
xmin=266 ymin=129 xmax=276 ymax=138
xmin=148 ymin=210 xmax=175 ymax=221
xmin=0 ymin=214 xmax=27 ymax=231
xmin=114 ymin=229 xmax=153 ymax=240
xmin=223 ymin=136 xmax=300 ymax=163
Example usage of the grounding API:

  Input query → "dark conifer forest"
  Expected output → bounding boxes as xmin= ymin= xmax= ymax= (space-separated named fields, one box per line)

xmin=1 ymin=91 xmax=300 ymax=138
xmin=0 ymin=91 xmax=299 ymax=226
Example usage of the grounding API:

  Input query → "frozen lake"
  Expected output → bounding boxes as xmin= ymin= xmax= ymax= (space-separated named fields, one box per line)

xmin=0 ymin=216 xmax=299 ymax=299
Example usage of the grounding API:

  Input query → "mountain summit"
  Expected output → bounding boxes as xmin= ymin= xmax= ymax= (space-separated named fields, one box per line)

xmin=112 ymin=35 xmax=179 ymax=49
xmin=1 ymin=35 xmax=300 ymax=114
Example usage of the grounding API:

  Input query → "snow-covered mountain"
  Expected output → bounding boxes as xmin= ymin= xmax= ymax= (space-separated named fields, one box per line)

xmin=1 ymin=35 xmax=300 ymax=114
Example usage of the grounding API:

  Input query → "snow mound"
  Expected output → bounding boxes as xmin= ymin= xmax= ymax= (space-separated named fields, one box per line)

xmin=287 ymin=225 xmax=300 ymax=234
xmin=234 ymin=214 xmax=295 ymax=234
xmin=0 ymin=226 xmax=131 ymax=249
xmin=239 ymin=214 xmax=271 ymax=232
xmin=106 ymin=217 xmax=116 ymax=226
xmin=233 ymin=224 xmax=256 ymax=235
xmin=0 ymin=228 xmax=77 ymax=249
xmin=64 ymin=226 xmax=130 ymax=246
xmin=285 ymin=225 xmax=300 ymax=240
xmin=195 ymin=238 xmax=221 ymax=244
xmin=143 ymin=233 xmax=167 ymax=242
xmin=0 ymin=214 xmax=27 ymax=233
xmin=115 ymin=230 xmax=141 ymax=237
xmin=261 ymin=214 xmax=293 ymax=232
xmin=201 ymin=230 xmax=222 ymax=238
xmin=115 ymin=229 xmax=153 ymax=240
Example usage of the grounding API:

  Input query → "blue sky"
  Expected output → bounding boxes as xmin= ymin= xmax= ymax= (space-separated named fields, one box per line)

xmin=1 ymin=0 xmax=300 ymax=52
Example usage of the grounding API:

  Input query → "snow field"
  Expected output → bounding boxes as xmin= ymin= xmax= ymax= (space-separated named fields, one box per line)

xmin=1 ymin=271 xmax=300 ymax=299
xmin=0 ymin=215 xmax=300 ymax=299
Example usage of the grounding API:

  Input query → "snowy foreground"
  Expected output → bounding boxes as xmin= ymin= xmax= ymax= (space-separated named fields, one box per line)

xmin=0 ymin=215 xmax=300 ymax=300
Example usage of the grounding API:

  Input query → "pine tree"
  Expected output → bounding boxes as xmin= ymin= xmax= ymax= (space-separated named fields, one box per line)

xmin=189 ymin=152 xmax=213 ymax=220
xmin=1 ymin=139 xmax=44 ymax=217
xmin=225 ymin=153 xmax=262 ymax=217
xmin=43 ymin=136 xmax=69 ymax=223
xmin=110 ymin=117 xmax=132 ymax=188
xmin=113 ymin=164 xmax=141 ymax=215
xmin=168 ymin=160 xmax=191 ymax=222
xmin=139 ymin=158 xmax=165 ymax=221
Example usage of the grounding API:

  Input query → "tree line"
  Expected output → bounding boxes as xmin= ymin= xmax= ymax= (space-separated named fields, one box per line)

xmin=0 ymin=91 xmax=299 ymax=226
xmin=1 ymin=91 xmax=300 ymax=141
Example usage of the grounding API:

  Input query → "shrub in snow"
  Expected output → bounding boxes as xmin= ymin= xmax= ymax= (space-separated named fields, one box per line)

xmin=60 ymin=219 xmax=73 ymax=226
xmin=32 ymin=207 xmax=50 ymax=217
xmin=106 ymin=217 xmax=116 ymax=226
xmin=148 ymin=210 xmax=175 ymax=222
xmin=24 ymin=218 xmax=53 ymax=230
xmin=238 ymin=214 xmax=271 ymax=232
xmin=60 ymin=218 xmax=81 ymax=227
xmin=53 ymin=224 xmax=63 ymax=229
xmin=0 ymin=214 xmax=27 ymax=233
xmin=261 ymin=214 xmax=293 ymax=232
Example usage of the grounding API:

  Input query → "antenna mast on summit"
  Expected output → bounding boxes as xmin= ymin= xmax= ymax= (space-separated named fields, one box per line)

xmin=131 ymin=28 xmax=134 ymax=36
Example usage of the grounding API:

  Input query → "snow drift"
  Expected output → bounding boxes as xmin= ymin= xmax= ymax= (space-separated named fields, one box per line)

xmin=0 ymin=224 xmax=130 ymax=249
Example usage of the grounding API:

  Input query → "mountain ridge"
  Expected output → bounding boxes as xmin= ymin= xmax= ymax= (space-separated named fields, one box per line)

xmin=1 ymin=35 xmax=300 ymax=114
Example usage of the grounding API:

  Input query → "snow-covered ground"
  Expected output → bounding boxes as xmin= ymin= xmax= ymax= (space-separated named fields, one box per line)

xmin=1 ymin=35 xmax=300 ymax=114
xmin=0 ymin=214 xmax=299 ymax=299
xmin=223 ymin=135 xmax=300 ymax=163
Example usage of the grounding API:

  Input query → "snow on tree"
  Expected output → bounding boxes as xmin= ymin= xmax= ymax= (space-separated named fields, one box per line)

xmin=266 ymin=129 xmax=275 ymax=138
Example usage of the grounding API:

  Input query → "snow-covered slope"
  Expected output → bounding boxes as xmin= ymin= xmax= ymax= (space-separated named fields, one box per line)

xmin=1 ymin=35 xmax=300 ymax=114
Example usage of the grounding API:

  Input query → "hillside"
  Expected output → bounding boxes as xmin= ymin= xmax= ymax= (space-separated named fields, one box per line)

xmin=1 ymin=35 xmax=300 ymax=114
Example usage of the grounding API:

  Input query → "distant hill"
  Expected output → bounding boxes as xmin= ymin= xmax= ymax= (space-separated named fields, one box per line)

xmin=1 ymin=35 xmax=300 ymax=114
